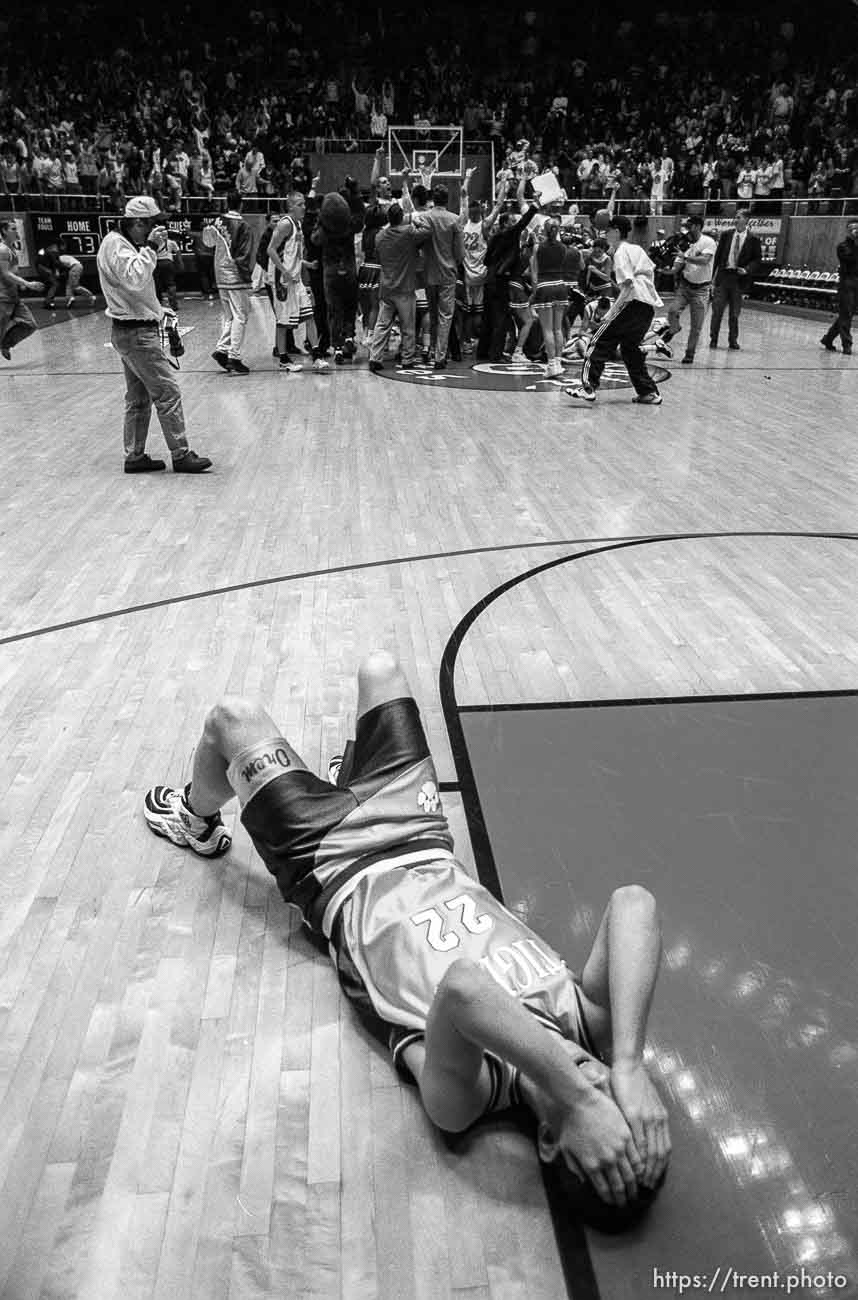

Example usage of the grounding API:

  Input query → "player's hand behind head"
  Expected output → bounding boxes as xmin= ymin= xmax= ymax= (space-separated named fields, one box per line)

xmin=609 ymin=1060 xmax=671 ymax=1190
xmin=541 ymin=1085 xmax=642 ymax=1209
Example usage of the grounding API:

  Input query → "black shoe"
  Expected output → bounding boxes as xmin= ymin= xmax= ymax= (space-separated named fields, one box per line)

xmin=124 ymin=454 xmax=167 ymax=473
xmin=343 ymin=337 xmax=355 ymax=360
xmin=173 ymin=450 xmax=213 ymax=473
xmin=845 ymin=348 xmax=853 ymax=355
xmin=421 ymin=349 xmax=431 ymax=364
xmin=708 ymin=340 xmax=718 ymax=349
xmin=820 ymin=337 xmax=836 ymax=352
xmin=0 ymin=346 xmax=10 ymax=361
xmin=272 ymin=346 xmax=280 ymax=357
xmin=211 ymin=350 xmax=230 ymax=370
xmin=433 ymin=359 xmax=447 ymax=370
xmin=681 ymin=353 xmax=694 ymax=365
xmin=728 ymin=342 xmax=741 ymax=350
xmin=228 ymin=358 xmax=250 ymax=375
xmin=334 ymin=349 xmax=345 ymax=365
xmin=368 ymin=360 xmax=384 ymax=373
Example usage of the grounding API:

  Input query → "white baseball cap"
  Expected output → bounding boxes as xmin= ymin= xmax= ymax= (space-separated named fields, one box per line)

xmin=124 ymin=195 xmax=162 ymax=219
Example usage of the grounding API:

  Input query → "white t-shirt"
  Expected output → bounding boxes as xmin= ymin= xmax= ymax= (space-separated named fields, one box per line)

xmin=613 ymin=240 xmax=663 ymax=308
xmin=680 ymin=233 xmax=716 ymax=284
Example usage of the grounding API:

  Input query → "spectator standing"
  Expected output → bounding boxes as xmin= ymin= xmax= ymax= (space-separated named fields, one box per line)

xmin=709 ymin=208 xmax=762 ymax=350
xmin=0 ymin=219 xmax=41 ymax=362
xmin=311 ymin=184 xmax=362 ymax=366
xmin=368 ymin=202 xmax=429 ymax=372
xmin=95 ymin=196 xmax=212 ymax=474
xmin=235 ymin=149 xmax=264 ymax=196
xmin=820 ymin=218 xmax=858 ymax=356
xmin=661 ymin=213 xmax=716 ymax=365
xmin=203 ymin=190 xmax=254 ymax=375
xmin=411 ymin=183 xmax=464 ymax=369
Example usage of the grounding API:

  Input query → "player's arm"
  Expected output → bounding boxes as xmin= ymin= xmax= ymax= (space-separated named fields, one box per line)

xmin=578 ymin=886 xmax=670 ymax=1189
xmin=460 ymin=165 xmax=475 ymax=218
xmin=399 ymin=170 xmax=414 ymax=216
xmin=370 ymin=144 xmax=384 ymax=197
xmin=266 ymin=219 xmax=291 ymax=274
xmin=684 ymin=242 xmax=714 ymax=268
xmin=482 ymin=191 xmax=506 ymax=234
xmin=413 ymin=958 xmax=641 ymax=1206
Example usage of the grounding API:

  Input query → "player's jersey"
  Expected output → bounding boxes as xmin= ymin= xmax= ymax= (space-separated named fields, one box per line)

xmin=461 ymin=218 xmax=488 ymax=282
xmin=331 ymin=856 xmax=591 ymax=1050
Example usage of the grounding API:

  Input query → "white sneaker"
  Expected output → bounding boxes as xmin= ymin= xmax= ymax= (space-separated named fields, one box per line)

xmin=314 ymin=358 xmax=331 ymax=372
xmin=144 ymin=785 xmax=231 ymax=856
xmin=510 ymin=350 xmax=526 ymax=365
xmin=547 ymin=358 xmax=564 ymax=377
xmin=632 ymin=391 xmax=663 ymax=405
xmin=563 ymin=382 xmax=597 ymax=403
xmin=279 ymin=360 xmax=304 ymax=372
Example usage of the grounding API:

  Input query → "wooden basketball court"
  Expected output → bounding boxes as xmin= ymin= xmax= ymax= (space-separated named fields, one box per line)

xmin=1 ymin=294 xmax=857 ymax=1299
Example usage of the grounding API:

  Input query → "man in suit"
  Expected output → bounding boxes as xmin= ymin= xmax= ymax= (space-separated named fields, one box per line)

xmin=709 ymin=209 xmax=763 ymax=350
xmin=820 ymin=219 xmax=858 ymax=356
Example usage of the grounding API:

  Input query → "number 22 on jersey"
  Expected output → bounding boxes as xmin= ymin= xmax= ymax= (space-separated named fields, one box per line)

xmin=410 ymin=894 xmax=493 ymax=951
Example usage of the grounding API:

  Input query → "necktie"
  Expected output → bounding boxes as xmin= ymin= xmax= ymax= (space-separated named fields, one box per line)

xmin=729 ymin=231 xmax=740 ymax=269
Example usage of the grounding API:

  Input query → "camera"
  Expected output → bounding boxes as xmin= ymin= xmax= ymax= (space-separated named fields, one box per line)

xmin=648 ymin=229 xmax=690 ymax=270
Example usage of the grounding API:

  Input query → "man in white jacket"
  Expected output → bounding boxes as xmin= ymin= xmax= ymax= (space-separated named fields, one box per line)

xmin=96 ymin=196 xmax=212 ymax=474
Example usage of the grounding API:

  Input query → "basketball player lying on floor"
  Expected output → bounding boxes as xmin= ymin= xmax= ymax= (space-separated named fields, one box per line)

xmin=144 ymin=651 xmax=671 ymax=1211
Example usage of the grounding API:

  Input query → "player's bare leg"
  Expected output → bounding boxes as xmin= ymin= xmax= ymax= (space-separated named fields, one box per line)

xmin=144 ymin=698 xmax=309 ymax=855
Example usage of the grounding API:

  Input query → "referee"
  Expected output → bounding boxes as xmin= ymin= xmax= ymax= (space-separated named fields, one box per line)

xmin=96 ymin=196 xmax=212 ymax=474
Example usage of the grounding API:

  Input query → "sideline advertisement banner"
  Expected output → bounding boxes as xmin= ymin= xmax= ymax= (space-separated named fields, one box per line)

xmin=704 ymin=215 xmax=783 ymax=261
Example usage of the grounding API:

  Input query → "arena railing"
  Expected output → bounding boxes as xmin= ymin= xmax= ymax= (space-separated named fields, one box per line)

xmin=4 ymin=192 xmax=856 ymax=219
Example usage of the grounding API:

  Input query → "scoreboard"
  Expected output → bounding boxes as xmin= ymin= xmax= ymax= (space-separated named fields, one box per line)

xmin=28 ymin=211 xmax=207 ymax=260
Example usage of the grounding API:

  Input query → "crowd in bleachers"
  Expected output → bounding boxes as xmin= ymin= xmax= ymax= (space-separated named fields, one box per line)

xmin=1 ymin=0 xmax=857 ymax=212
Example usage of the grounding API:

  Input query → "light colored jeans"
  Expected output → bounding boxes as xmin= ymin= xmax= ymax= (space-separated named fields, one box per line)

xmin=426 ymin=281 xmax=457 ymax=362
xmin=667 ymin=278 xmax=711 ymax=357
xmin=370 ymin=293 xmax=417 ymax=364
xmin=216 ymin=286 xmax=251 ymax=360
xmin=111 ymin=322 xmax=189 ymax=460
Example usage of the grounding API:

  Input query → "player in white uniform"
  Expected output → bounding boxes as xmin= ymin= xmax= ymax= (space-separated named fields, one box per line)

xmin=143 ymin=651 xmax=671 ymax=1212
xmin=456 ymin=167 xmax=505 ymax=354
xmin=266 ymin=191 xmax=326 ymax=372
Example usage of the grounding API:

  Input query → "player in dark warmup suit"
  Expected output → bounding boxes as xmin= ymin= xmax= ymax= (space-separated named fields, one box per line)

xmin=143 ymin=652 xmax=671 ymax=1209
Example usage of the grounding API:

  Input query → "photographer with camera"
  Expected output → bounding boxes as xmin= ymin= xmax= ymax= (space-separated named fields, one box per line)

xmin=658 ymin=213 xmax=715 ymax=365
xmin=96 ymin=196 xmax=212 ymax=474
xmin=820 ymin=219 xmax=858 ymax=356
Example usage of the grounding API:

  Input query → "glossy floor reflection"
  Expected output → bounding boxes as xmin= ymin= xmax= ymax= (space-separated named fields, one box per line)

xmin=461 ymin=695 xmax=858 ymax=1300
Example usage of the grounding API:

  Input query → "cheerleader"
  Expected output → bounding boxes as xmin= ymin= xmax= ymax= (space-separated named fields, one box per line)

xmin=528 ymin=218 xmax=567 ymax=376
